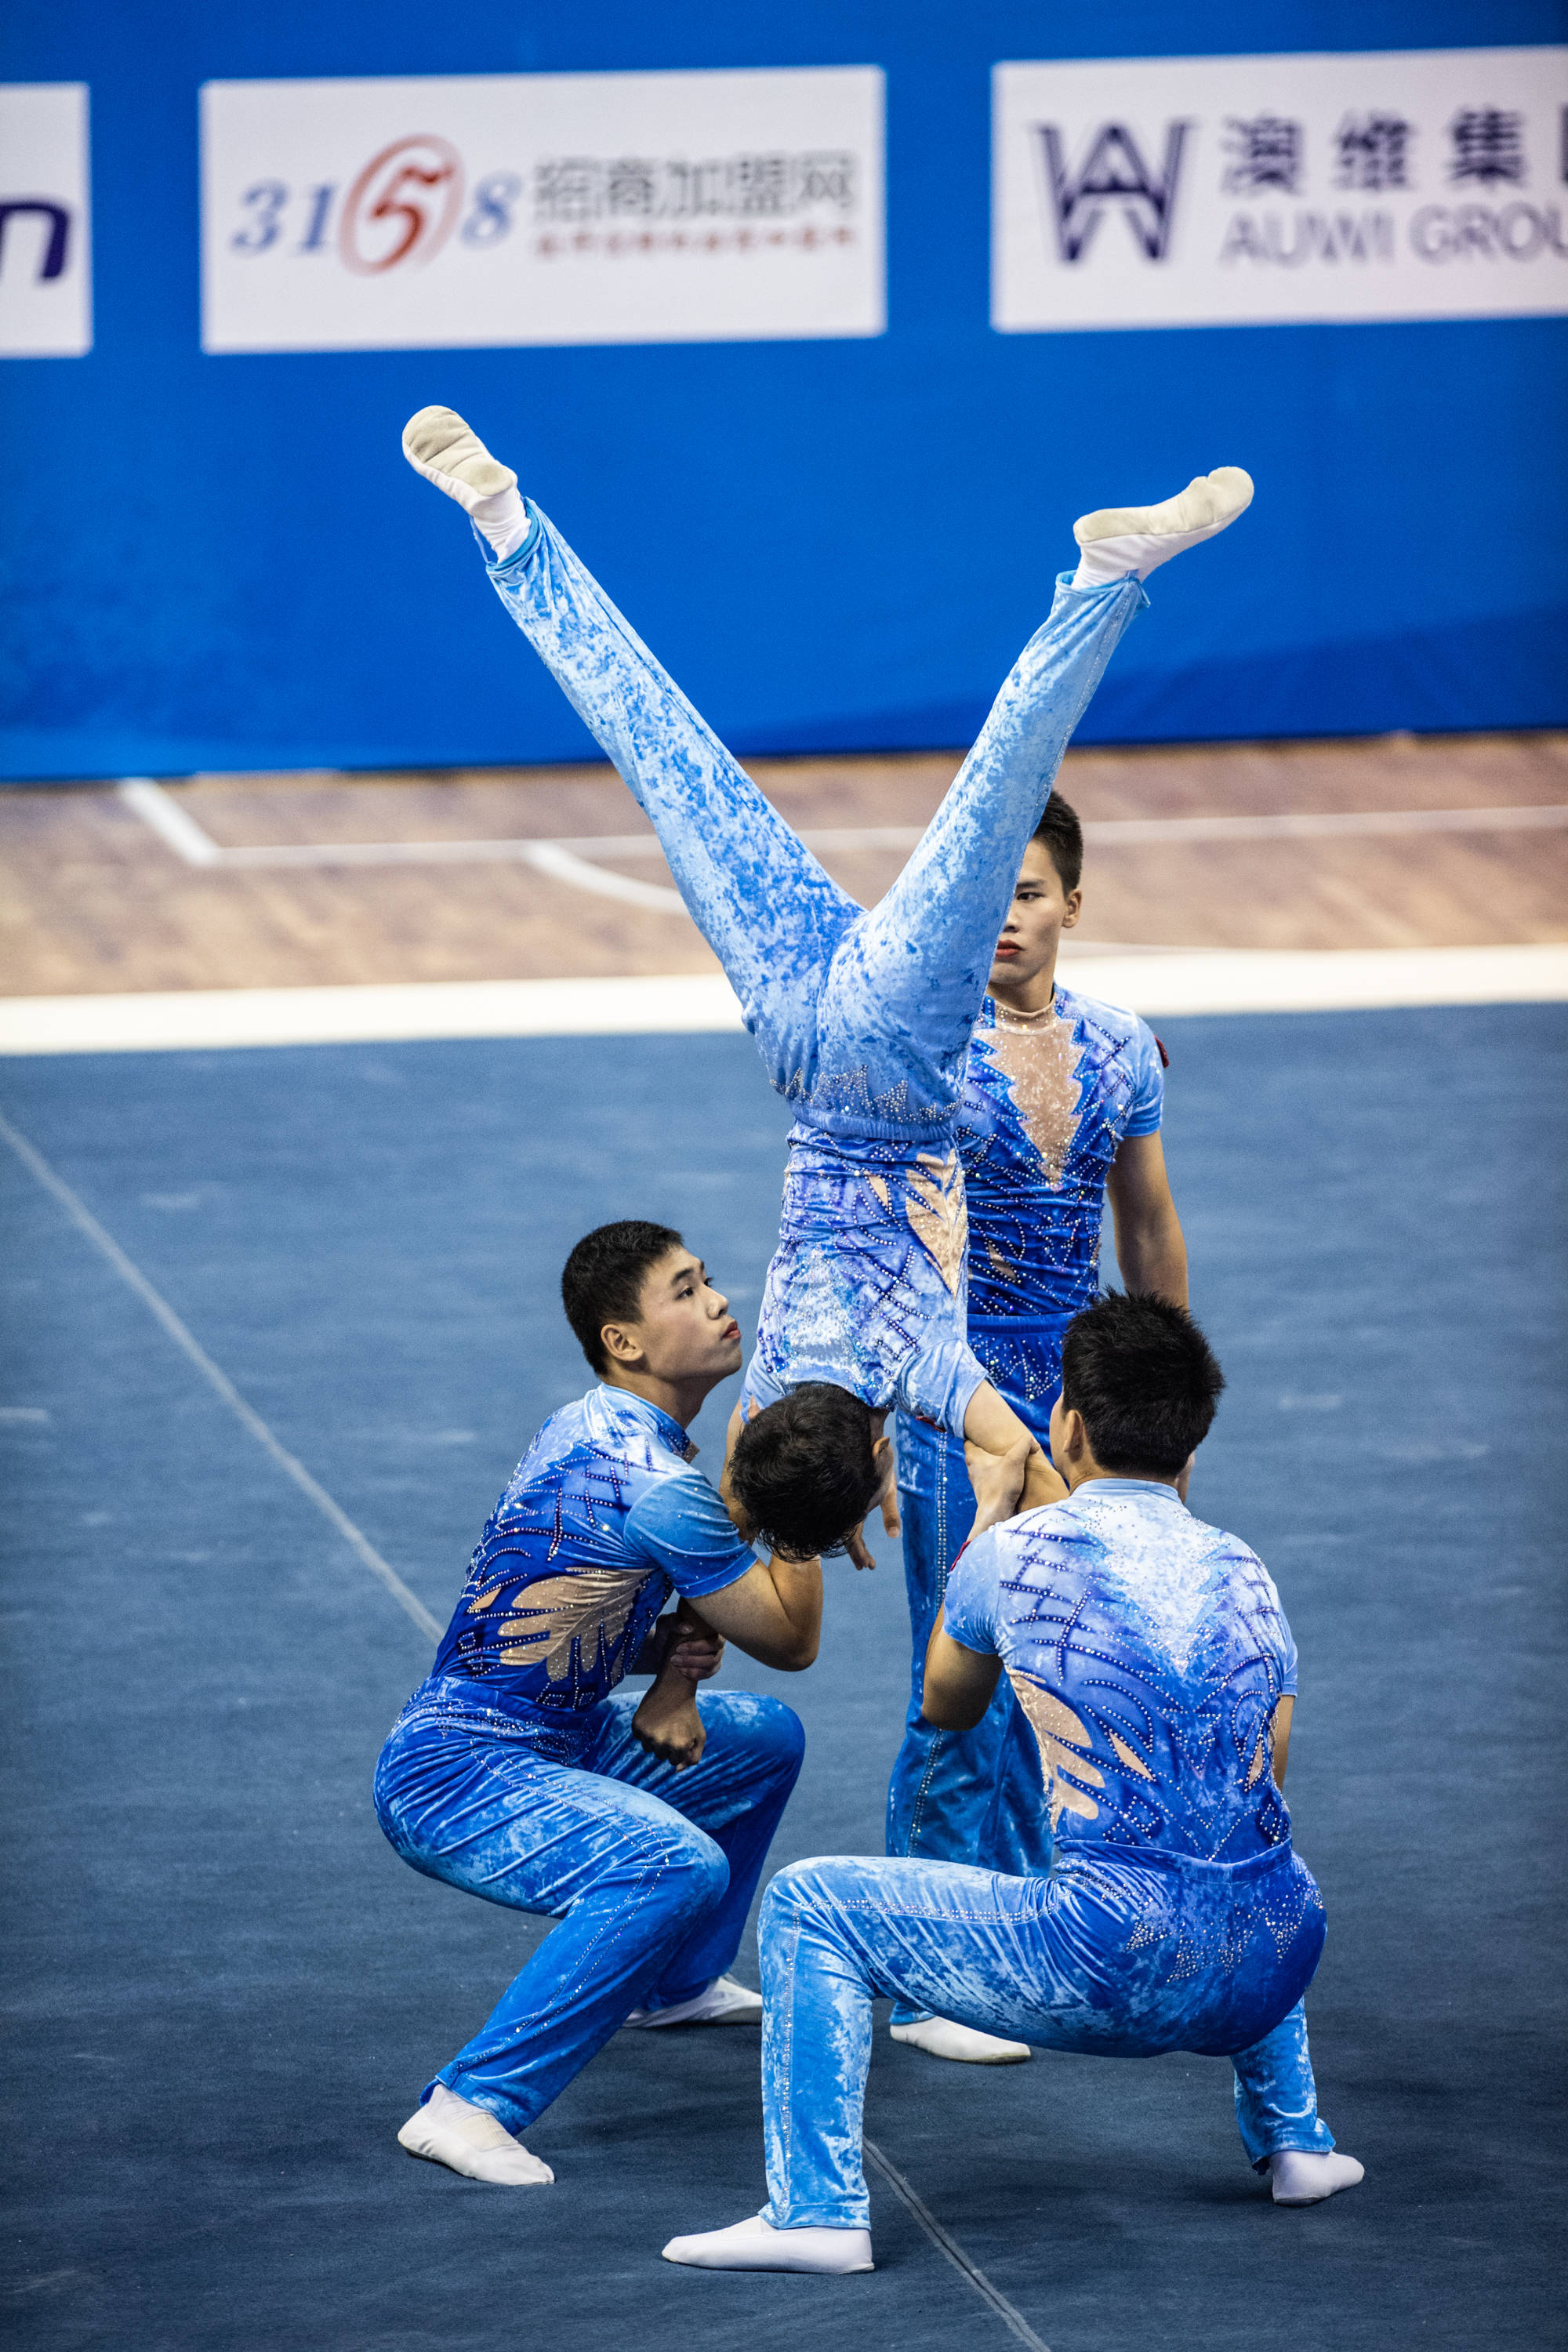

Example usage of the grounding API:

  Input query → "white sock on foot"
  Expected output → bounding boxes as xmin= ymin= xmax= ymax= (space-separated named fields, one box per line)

xmin=397 ymin=2081 xmax=554 ymax=2187
xmin=624 ymin=1974 xmax=763 ymax=2029
xmin=890 ymin=2014 xmax=1031 ymax=2064
xmin=662 ymin=2214 xmax=874 ymax=2274
xmin=1071 ymin=466 xmax=1254 ymax=587
xmin=1269 ymin=2148 xmax=1365 ymax=2205
xmin=401 ymin=405 xmax=531 ymax=561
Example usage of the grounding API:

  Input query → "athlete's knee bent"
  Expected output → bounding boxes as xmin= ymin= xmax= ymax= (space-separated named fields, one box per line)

xmin=750 ymin=1692 xmax=808 ymax=1780
xmin=646 ymin=1820 xmax=731 ymax=1920
xmin=761 ymin=1853 xmax=866 ymax=1938
xmin=703 ymin=1690 xmax=806 ymax=1784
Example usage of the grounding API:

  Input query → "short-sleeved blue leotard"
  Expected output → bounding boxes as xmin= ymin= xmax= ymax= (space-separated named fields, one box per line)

xmin=944 ymin=1479 xmax=1298 ymax=1864
xmin=428 ymin=1385 xmax=757 ymax=1729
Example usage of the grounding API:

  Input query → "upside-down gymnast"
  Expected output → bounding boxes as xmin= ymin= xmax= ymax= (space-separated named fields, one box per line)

xmin=401 ymin=403 xmax=1250 ymax=1564
xmin=661 ymin=1294 xmax=1364 ymax=2275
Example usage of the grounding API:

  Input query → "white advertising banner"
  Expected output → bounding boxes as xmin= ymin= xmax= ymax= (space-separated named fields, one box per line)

xmin=993 ymin=47 xmax=1568 ymax=331
xmin=0 ymin=84 xmax=92 ymax=357
xmin=200 ymin=67 xmax=884 ymax=354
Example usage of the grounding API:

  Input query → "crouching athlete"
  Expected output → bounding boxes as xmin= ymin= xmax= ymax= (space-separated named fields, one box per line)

xmin=375 ymin=1221 xmax=838 ymax=2188
xmin=662 ymin=1293 xmax=1363 ymax=2273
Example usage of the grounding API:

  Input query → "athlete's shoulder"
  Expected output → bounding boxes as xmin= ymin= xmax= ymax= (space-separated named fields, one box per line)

xmin=993 ymin=1493 xmax=1100 ymax=1566
xmin=1054 ymin=980 xmax=1156 ymax=1064
xmin=1178 ymin=1510 xmax=1288 ymax=1606
xmin=508 ymin=1385 xmax=689 ymax=1488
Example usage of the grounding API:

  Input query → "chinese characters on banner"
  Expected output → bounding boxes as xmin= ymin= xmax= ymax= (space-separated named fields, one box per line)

xmin=0 ymin=84 xmax=92 ymax=356
xmin=993 ymin=47 xmax=1568 ymax=331
xmin=199 ymin=67 xmax=884 ymax=353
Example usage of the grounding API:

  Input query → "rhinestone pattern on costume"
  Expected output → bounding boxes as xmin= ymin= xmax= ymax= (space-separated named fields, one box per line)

xmin=960 ymin=981 xmax=1165 ymax=1399
xmin=949 ymin=1480 xmax=1298 ymax=1867
xmin=434 ymin=1388 xmax=709 ymax=1716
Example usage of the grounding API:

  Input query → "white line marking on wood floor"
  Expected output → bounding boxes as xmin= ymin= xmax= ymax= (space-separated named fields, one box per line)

xmin=116 ymin=777 xmax=1568 ymax=900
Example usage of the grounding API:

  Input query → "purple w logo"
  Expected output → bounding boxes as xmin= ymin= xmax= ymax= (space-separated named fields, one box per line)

xmin=1036 ymin=122 xmax=1191 ymax=263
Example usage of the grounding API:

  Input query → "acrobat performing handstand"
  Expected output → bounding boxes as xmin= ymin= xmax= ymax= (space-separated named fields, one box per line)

xmin=401 ymin=404 xmax=1252 ymax=1559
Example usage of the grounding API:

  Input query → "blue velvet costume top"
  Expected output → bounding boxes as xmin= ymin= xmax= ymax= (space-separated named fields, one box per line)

xmin=428 ymin=1386 xmax=756 ymax=1726
xmin=945 ymin=1480 xmax=1298 ymax=1862
xmin=899 ymin=982 xmax=1162 ymax=1490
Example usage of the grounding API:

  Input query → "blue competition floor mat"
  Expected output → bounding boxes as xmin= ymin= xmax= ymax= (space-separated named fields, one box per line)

xmin=2 ymin=1008 xmax=1564 ymax=2352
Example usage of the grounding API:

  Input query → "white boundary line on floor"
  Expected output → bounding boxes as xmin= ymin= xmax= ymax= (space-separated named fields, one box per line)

xmin=862 ymin=2138 xmax=1053 ymax=2349
xmin=116 ymin=777 xmax=1568 ymax=905
xmin=0 ymin=1096 xmax=1054 ymax=2341
xmin=0 ymin=1105 xmax=441 ymax=1642
xmin=4 ymin=944 xmax=1566 ymax=1056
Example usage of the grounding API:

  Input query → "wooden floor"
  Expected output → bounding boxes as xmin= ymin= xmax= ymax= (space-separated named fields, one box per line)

xmin=2 ymin=731 xmax=1565 ymax=996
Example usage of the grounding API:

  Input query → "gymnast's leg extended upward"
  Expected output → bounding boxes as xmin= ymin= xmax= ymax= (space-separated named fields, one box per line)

xmin=402 ymin=408 xmax=1250 ymax=1563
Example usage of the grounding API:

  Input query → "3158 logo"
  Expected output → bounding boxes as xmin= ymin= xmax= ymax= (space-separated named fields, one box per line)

xmin=230 ymin=136 xmax=521 ymax=267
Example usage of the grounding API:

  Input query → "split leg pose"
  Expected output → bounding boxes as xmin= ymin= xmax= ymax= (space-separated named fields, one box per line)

xmin=376 ymin=1221 xmax=822 ymax=2187
xmin=887 ymin=794 xmax=1189 ymax=2063
xmin=662 ymin=1296 xmax=1363 ymax=2274
xmin=403 ymin=408 xmax=1250 ymax=1561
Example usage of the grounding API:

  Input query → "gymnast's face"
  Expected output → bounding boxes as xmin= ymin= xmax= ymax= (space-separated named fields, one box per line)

xmin=604 ymin=1247 xmax=744 ymax=1384
xmin=989 ymin=840 xmax=1083 ymax=994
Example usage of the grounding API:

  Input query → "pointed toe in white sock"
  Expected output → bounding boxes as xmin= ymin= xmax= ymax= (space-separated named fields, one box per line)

xmin=662 ymin=2215 xmax=874 ymax=2274
xmin=890 ymin=2013 xmax=1031 ymax=2064
xmin=1072 ymin=466 xmax=1254 ymax=586
xmin=397 ymin=2082 xmax=554 ymax=2187
xmin=401 ymin=405 xmax=530 ymax=560
xmin=1269 ymin=2148 xmax=1365 ymax=2205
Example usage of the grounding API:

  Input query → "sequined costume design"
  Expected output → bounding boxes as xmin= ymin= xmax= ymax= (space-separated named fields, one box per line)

xmin=375 ymin=1387 xmax=803 ymax=2134
xmin=482 ymin=506 xmax=1145 ymax=1436
xmin=753 ymin=1481 xmax=1334 ymax=2230
xmin=887 ymin=985 xmax=1166 ymax=1900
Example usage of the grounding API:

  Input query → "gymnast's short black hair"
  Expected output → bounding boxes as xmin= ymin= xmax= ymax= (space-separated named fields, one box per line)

xmin=1031 ymin=793 xmax=1084 ymax=895
xmin=561 ymin=1220 xmax=684 ymax=1374
xmin=1060 ymin=1292 xmax=1225 ymax=1477
xmin=727 ymin=1383 xmax=884 ymax=1563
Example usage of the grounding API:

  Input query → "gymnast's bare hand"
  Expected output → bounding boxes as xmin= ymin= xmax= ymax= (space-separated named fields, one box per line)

xmin=641 ymin=1601 xmax=724 ymax=1682
xmin=964 ymin=1432 xmax=1062 ymax=1534
xmin=877 ymin=1417 xmax=902 ymax=1541
xmin=844 ymin=1414 xmax=896 ymax=1569
xmin=630 ymin=1674 xmax=706 ymax=1769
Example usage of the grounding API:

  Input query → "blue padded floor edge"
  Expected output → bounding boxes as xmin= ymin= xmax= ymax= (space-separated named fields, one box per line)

xmin=2 ymin=1007 xmax=1564 ymax=2352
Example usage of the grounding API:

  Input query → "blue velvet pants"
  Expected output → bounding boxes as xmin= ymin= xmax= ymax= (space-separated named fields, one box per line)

xmin=482 ymin=508 xmax=1145 ymax=1139
xmin=374 ymin=1681 xmax=804 ymax=2136
xmin=887 ymin=1436 xmax=1053 ymax=1897
xmin=759 ymin=1849 xmax=1335 ymax=2229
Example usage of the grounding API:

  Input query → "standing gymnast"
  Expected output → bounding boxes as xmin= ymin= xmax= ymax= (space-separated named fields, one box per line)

xmin=402 ymin=406 xmax=1250 ymax=1561
xmin=886 ymin=793 xmax=1189 ymax=2064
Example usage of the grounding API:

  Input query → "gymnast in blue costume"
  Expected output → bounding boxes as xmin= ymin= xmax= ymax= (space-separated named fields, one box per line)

xmin=401 ymin=403 xmax=1254 ymax=1561
xmin=376 ymin=1220 xmax=821 ymax=2187
xmin=660 ymin=1295 xmax=1364 ymax=2275
xmin=887 ymin=793 xmax=1192 ymax=2063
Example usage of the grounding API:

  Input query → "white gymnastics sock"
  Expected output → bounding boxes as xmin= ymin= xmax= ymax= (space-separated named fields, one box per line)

xmin=662 ymin=2215 xmax=874 ymax=2275
xmin=1269 ymin=2148 xmax=1365 ymax=2205
xmin=397 ymin=2082 xmax=554 ymax=2187
xmin=890 ymin=2014 xmax=1031 ymax=2065
xmin=1072 ymin=466 xmax=1254 ymax=588
xmin=402 ymin=405 xmax=532 ymax=561
xmin=624 ymin=1974 xmax=764 ymax=2029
